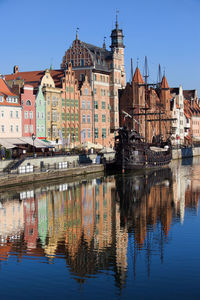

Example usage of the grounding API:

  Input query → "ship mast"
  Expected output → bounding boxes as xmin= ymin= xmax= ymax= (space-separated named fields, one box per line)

xmin=144 ymin=56 xmax=149 ymax=143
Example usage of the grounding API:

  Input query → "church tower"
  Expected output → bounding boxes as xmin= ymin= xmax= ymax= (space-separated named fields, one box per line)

xmin=110 ymin=14 xmax=126 ymax=131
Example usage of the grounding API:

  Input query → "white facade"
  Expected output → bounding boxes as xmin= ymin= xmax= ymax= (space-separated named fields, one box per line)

xmin=0 ymin=105 xmax=22 ymax=138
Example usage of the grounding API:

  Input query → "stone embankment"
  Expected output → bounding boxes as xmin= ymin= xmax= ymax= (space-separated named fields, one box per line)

xmin=0 ymin=153 xmax=114 ymax=188
xmin=0 ymin=147 xmax=199 ymax=189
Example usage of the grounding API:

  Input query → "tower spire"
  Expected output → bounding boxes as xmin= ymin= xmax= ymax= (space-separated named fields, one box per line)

xmin=103 ymin=36 xmax=106 ymax=49
xmin=76 ymin=27 xmax=79 ymax=40
xmin=116 ymin=9 xmax=119 ymax=29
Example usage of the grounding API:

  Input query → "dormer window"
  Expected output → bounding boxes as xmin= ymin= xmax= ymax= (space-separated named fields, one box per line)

xmin=0 ymin=96 xmax=3 ymax=102
xmin=7 ymin=96 xmax=18 ymax=103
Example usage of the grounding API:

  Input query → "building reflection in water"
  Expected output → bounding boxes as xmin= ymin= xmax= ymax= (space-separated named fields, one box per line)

xmin=0 ymin=159 xmax=199 ymax=286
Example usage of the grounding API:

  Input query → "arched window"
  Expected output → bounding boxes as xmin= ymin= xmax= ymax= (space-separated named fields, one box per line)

xmin=26 ymin=100 xmax=31 ymax=106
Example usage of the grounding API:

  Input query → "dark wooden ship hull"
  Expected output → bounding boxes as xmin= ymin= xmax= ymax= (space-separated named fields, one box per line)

xmin=106 ymin=127 xmax=172 ymax=171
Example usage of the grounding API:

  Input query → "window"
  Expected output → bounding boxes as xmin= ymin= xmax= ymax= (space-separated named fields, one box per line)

xmin=62 ymin=98 xmax=65 ymax=106
xmin=71 ymin=113 xmax=74 ymax=121
xmin=48 ymin=128 xmax=51 ymax=137
xmin=29 ymin=111 xmax=33 ymax=119
xmin=87 ymin=115 xmax=91 ymax=123
xmin=1 ymin=125 xmax=4 ymax=133
xmin=52 ymin=111 xmax=56 ymax=121
xmin=10 ymin=111 xmax=13 ymax=118
xmin=30 ymin=125 xmax=33 ymax=133
xmin=0 ymin=96 xmax=3 ymax=102
xmin=75 ymin=99 xmax=78 ymax=107
xmin=26 ymin=100 xmax=31 ymax=106
xmin=41 ymin=112 xmax=44 ymax=119
xmin=102 ymin=128 xmax=106 ymax=138
xmin=94 ymin=114 xmax=98 ymax=122
xmin=94 ymin=88 xmax=97 ymax=95
xmin=67 ymin=99 xmax=70 ymax=106
xmin=82 ymin=114 xmax=86 ymax=123
xmin=82 ymin=100 xmax=86 ymax=109
xmin=16 ymin=111 xmax=19 ymax=118
xmin=94 ymin=74 xmax=97 ymax=81
xmin=75 ymin=113 xmax=78 ymax=121
xmin=80 ymin=74 xmax=85 ymax=81
xmin=67 ymin=113 xmax=70 ymax=121
xmin=102 ymin=101 xmax=106 ymax=109
xmin=47 ymin=96 xmax=50 ymax=105
xmin=52 ymin=96 xmax=57 ymax=106
xmin=66 ymin=87 xmax=69 ymax=92
xmin=71 ymin=99 xmax=74 ymax=106
xmin=47 ymin=112 xmax=50 ymax=120
xmin=87 ymin=128 xmax=91 ymax=138
xmin=85 ymin=88 xmax=88 ymax=95
xmin=76 ymin=128 xmax=78 ymax=141
xmin=102 ymin=114 xmax=106 ymax=122
xmin=52 ymin=126 xmax=56 ymax=137
xmin=87 ymin=101 xmax=91 ymax=109
xmin=16 ymin=125 xmax=19 ymax=132
xmin=24 ymin=111 xmax=28 ymax=119
xmin=1 ymin=111 xmax=4 ymax=118
xmin=62 ymin=112 xmax=65 ymax=120
xmin=71 ymin=87 xmax=74 ymax=93
xmin=95 ymin=128 xmax=98 ymax=138
xmin=24 ymin=125 xmax=28 ymax=133
xmin=94 ymin=101 xmax=98 ymax=109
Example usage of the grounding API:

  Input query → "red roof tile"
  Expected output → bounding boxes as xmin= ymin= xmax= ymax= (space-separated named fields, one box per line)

xmin=5 ymin=69 xmax=65 ymax=88
xmin=132 ymin=67 xmax=144 ymax=84
xmin=161 ymin=75 xmax=169 ymax=89
xmin=0 ymin=78 xmax=20 ymax=106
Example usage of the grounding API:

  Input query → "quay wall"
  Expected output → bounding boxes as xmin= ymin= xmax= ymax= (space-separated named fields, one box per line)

xmin=0 ymin=164 xmax=104 ymax=188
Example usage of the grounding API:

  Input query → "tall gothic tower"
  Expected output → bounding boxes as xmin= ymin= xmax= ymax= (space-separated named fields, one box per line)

xmin=110 ymin=15 xmax=126 ymax=130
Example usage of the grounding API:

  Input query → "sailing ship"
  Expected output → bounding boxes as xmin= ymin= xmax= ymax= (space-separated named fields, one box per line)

xmin=108 ymin=57 xmax=175 ymax=171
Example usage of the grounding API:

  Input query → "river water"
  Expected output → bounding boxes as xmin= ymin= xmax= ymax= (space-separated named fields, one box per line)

xmin=0 ymin=157 xmax=200 ymax=299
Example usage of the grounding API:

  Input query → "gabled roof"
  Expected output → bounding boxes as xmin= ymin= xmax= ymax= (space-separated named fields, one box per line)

xmin=132 ymin=67 xmax=144 ymax=84
xmin=161 ymin=75 xmax=169 ymax=89
xmin=5 ymin=69 xmax=65 ymax=88
xmin=183 ymin=89 xmax=196 ymax=100
xmin=0 ymin=78 xmax=17 ymax=97
xmin=0 ymin=78 xmax=20 ymax=106
xmin=170 ymin=87 xmax=179 ymax=95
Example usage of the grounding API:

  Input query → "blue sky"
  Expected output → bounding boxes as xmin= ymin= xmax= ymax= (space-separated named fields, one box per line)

xmin=1 ymin=0 xmax=200 ymax=93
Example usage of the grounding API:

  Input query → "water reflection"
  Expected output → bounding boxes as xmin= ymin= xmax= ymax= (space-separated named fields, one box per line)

xmin=0 ymin=158 xmax=199 ymax=289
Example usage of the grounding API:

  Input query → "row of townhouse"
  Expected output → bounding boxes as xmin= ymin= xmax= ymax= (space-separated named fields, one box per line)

xmin=3 ymin=18 xmax=126 ymax=148
xmin=170 ymin=87 xmax=200 ymax=145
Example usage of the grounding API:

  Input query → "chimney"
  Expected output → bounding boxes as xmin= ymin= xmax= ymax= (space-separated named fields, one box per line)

xmin=13 ymin=65 xmax=19 ymax=74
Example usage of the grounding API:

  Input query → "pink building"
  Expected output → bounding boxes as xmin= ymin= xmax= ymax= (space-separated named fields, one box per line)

xmin=20 ymin=85 xmax=36 ymax=137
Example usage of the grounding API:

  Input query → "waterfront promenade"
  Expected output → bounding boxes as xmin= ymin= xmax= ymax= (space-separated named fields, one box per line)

xmin=0 ymin=146 xmax=199 ymax=188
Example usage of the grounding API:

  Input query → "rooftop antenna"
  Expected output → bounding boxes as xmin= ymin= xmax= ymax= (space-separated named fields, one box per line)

xmin=76 ymin=27 xmax=79 ymax=40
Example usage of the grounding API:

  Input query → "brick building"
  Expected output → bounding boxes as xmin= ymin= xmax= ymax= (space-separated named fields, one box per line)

xmin=61 ymin=17 xmax=126 ymax=146
xmin=119 ymin=66 xmax=172 ymax=143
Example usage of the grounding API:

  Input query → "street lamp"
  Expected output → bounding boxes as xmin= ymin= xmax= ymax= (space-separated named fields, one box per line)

xmin=32 ymin=133 xmax=36 ymax=157
xmin=102 ymin=134 xmax=104 ymax=148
